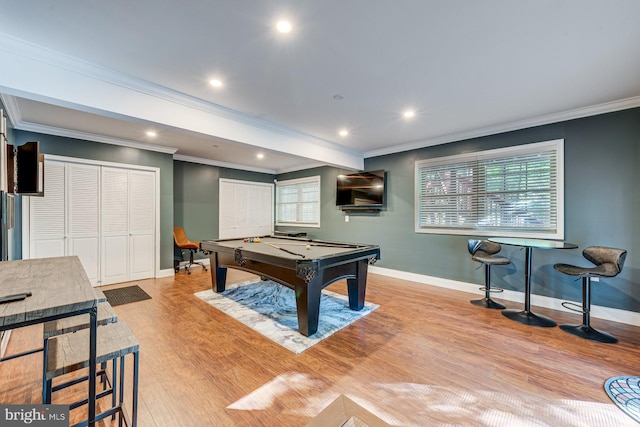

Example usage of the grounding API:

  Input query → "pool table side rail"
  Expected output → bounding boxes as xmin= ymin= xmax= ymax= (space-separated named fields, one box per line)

xmin=202 ymin=235 xmax=374 ymax=249
xmin=200 ymin=237 xmax=381 ymax=266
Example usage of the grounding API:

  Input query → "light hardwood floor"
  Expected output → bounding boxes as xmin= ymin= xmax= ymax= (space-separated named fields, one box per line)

xmin=1 ymin=268 xmax=639 ymax=426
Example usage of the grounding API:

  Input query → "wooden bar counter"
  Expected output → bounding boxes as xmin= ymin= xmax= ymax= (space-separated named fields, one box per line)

xmin=0 ymin=256 xmax=99 ymax=426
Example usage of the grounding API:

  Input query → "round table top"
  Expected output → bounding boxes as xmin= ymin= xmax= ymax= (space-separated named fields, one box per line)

xmin=489 ymin=237 xmax=578 ymax=250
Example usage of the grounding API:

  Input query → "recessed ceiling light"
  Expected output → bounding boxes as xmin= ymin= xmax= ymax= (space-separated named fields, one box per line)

xmin=257 ymin=153 xmax=265 ymax=160
xmin=209 ymin=79 xmax=223 ymax=88
xmin=276 ymin=20 xmax=292 ymax=33
xmin=339 ymin=129 xmax=349 ymax=137
xmin=146 ymin=131 xmax=157 ymax=137
xmin=403 ymin=110 xmax=415 ymax=119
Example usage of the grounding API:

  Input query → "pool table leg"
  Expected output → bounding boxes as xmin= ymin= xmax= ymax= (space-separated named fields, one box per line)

xmin=294 ymin=282 xmax=322 ymax=337
xmin=346 ymin=259 xmax=368 ymax=311
xmin=210 ymin=252 xmax=227 ymax=292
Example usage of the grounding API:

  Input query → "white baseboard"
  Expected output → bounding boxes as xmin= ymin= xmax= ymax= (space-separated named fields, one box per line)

xmin=159 ymin=257 xmax=211 ymax=278
xmin=369 ymin=265 xmax=640 ymax=328
xmin=158 ymin=268 xmax=175 ymax=278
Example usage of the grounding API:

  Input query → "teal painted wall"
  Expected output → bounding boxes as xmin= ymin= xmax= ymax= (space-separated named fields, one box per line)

xmin=174 ymin=161 xmax=220 ymax=242
xmin=12 ymin=107 xmax=640 ymax=313
xmin=173 ymin=160 xmax=274 ymax=261
xmin=13 ymin=130 xmax=175 ymax=270
xmin=277 ymin=108 xmax=640 ymax=313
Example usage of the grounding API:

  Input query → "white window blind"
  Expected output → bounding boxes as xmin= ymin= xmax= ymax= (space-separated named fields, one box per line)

xmin=416 ymin=139 xmax=564 ymax=239
xmin=276 ymin=176 xmax=320 ymax=227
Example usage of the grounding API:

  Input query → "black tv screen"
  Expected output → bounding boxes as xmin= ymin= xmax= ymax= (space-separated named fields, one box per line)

xmin=336 ymin=170 xmax=385 ymax=207
xmin=15 ymin=141 xmax=44 ymax=196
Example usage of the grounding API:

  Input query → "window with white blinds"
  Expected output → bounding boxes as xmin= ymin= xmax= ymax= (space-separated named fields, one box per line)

xmin=415 ymin=139 xmax=564 ymax=239
xmin=275 ymin=176 xmax=321 ymax=227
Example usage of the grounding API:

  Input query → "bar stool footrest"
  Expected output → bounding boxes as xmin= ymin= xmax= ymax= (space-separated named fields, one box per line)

xmin=561 ymin=301 xmax=584 ymax=314
xmin=478 ymin=286 xmax=503 ymax=293
xmin=51 ymin=368 xmax=110 ymax=394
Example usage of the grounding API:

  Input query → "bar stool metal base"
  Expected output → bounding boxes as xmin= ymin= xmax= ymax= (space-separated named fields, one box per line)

xmin=502 ymin=309 xmax=557 ymax=328
xmin=470 ymin=297 xmax=506 ymax=310
xmin=559 ymin=324 xmax=618 ymax=344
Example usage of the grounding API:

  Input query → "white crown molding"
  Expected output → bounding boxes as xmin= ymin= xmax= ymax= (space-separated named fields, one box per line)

xmin=0 ymin=33 xmax=360 ymax=160
xmin=4 ymin=92 xmax=333 ymax=175
xmin=364 ymin=95 xmax=640 ymax=159
xmin=17 ymin=121 xmax=179 ymax=154
xmin=173 ymin=153 xmax=327 ymax=175
xmin=173 ymin=154 xmax=277 ymax=175
xmin=0 ymin=93 xmax=21 ymax=126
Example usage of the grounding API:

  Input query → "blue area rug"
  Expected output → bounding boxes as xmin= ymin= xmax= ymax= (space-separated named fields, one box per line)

xmin=195 ymin=279 xmax=379 ymax=354
xmin=605 ymin=376 xmax=640 ymax=423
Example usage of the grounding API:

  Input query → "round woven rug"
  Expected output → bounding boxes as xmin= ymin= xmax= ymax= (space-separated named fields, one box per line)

xmin=605 ymin=376 xmax=640 ymax=423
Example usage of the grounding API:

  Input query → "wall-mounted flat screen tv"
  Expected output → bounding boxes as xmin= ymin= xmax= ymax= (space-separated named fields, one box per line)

xmin=336 ymin=170 xmax=385 ymax=207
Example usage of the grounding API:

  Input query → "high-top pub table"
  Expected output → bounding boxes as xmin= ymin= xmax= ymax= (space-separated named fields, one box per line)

xmin=0 ymin=256 xmax=99 ymax=426
xmin=488 ymin=237 xmax=578 ymax=327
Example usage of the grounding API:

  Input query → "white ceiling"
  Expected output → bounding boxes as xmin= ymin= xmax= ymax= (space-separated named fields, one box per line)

xmin=1 ymin=1 xmax=639 ymax=174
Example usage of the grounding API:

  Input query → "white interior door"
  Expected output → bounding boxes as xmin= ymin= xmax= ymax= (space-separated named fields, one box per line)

xmin=101 ymin=167 xmax=129 ymax=285
xmin=219 ymin=180 xmax=236 ymax=238
xmin=256 ymin=185 xmax=274 ymax=236
xmin=29 ymin=161 xmax=66 ymax=259
xmin=129 ymin=170 xmax=155 ymax=280
xmin=25 ymin=155 xmax=159 ymax=286
xmin=67 ymin=163 xmax=100 ymax=285
xmin=219 ymin=179 xmax=274 ymax=239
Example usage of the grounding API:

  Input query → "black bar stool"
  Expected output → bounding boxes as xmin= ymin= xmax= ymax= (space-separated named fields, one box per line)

xmin=553 ymin=246 xmax=627 ymax=343
xmin=468 ymin=240 xmax=510 ymax=309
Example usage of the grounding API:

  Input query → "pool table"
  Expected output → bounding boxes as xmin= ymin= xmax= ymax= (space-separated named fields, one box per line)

xmin=200 ymin=236 xmax=380 ymax=336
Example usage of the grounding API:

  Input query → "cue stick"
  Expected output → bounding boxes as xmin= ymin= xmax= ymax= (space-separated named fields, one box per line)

xmin=271 ymin=242 xmax=361 ymax=248
xmin=263 ymin=242 xmax=306 ymax=258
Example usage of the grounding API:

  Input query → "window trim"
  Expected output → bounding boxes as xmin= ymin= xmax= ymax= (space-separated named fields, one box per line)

xmin=414 ymin=139 xmax=564 ymax=239
xmin=275 ymin=175 xmax=321 ymax=228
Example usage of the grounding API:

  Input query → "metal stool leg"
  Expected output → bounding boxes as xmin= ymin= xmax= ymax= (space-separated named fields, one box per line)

xmin=132 ymin=351 xmax=139 ymax=427
xmin=559 ymin=277 xmax=618 ymax=343
xmin=119 ymin=356 xmax=125 ymax=427
xmin=470 ymin=264 xmax=506 ymax=309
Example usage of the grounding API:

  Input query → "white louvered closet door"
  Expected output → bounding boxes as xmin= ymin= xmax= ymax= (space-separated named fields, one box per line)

xmin=129 ymin=170 xmax=155 ymax=280
xmin=67 ymin=164 xmax=100 ymax=284
xmin=219 ymin=179 xmax=273 ymax=239
xmin=218 ymin=179 xmax=236 ymax=238
xmin=255 ymin=185 xmax=273 ymax=236
xmin=28 ymin=159 xmax=157 ymax=286
xmin=29 ymin=161 xmax=66 ymax=259
xmin=101 ymin=167 xmax=130 ymax=285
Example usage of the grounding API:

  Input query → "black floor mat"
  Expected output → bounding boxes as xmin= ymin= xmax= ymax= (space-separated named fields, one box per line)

xmin=102 ymin=285 xmax=151 ymax=307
